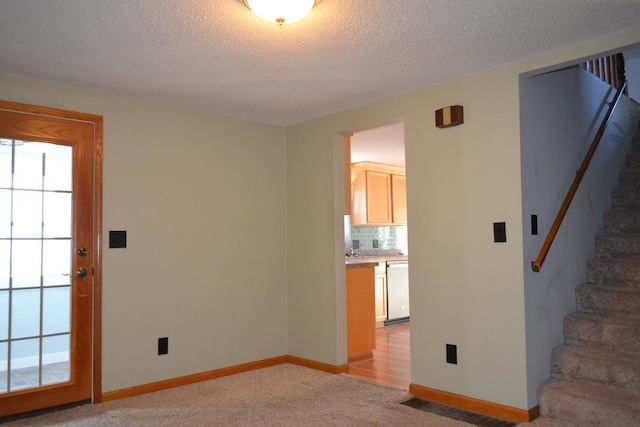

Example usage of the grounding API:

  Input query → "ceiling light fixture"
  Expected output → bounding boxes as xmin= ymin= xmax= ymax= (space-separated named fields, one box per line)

xmin=242 ymin=0 xmax=317 ymax=25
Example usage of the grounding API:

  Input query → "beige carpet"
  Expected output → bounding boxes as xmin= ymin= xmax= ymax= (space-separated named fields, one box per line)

xmin=4 ymin=364 xmax=580 ymax=426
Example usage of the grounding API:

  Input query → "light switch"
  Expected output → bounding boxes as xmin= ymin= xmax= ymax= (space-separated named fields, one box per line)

xmin=158 ymin=337 xmax=168 ymax=355
xmin=446 ymin=344 xmax=457 ymax=364
xmin=109 ymin=230 xmax=127 ymax=248
xmin=493 ymin=222 xmax=506 ymax=243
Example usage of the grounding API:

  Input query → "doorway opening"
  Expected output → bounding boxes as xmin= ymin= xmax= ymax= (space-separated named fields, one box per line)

xmin=344 ymin=121 xmax=410 ymax=389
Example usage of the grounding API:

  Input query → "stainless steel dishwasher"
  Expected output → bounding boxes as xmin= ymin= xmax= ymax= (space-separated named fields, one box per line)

xmin=385 ymin=261 xmax=410 ymax=325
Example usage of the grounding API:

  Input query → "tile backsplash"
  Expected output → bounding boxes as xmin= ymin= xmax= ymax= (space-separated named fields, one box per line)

xmin=351 ymin=225 xmax=408 ymax=253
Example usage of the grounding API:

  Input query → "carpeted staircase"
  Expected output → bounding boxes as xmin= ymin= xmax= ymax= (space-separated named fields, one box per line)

xmin=538 ymin=133 xmax=640 ymax=426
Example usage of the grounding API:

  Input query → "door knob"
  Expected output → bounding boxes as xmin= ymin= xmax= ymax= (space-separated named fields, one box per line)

xmin=64 ymin=267 xmax=88 ymax=279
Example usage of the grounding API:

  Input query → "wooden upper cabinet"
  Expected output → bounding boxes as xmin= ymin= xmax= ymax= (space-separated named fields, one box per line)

xmin=351 ymin=162 xmax=406 ymax=226
xmin=343 ymin=135 xmax=352 ymax=215
xmin=365 ymin=170 xmax=393 ymax=224
xmin=391 ymin=174 xmax=407 ymax=225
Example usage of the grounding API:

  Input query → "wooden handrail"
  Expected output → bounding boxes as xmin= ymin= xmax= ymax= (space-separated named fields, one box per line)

xmin=531 ymin=80 xmax=628 ymax=272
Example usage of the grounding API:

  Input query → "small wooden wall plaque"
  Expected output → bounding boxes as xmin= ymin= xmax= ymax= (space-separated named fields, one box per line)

xmin=435 ymin=105 xmax=464 ymax=128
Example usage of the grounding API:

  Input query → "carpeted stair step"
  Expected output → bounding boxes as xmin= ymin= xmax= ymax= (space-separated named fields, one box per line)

xmin=586 ymin=258 xmax=640 ymax=286
xmin=550 ymin=345 xmax=640 ymax=394
xmin=612 ymin=188 xmax=640 ymax=209
xmin=619 ymin=168 xmax=640 ymax=189
xmin=595 ymin=233 xmax=640 ymax=258
xmin=538 ymin=123 xmax=640 ymax=425
xmin=538 ymin=380 xmax=640 ymax=427
xmin=630 ymin=134 xmax=640 ymax=152
xmin=576 ymin=285 xmax=640 ymax=318
xmin=564 ymin=312 xmax=640 ymax=354
xmin=604 ymin=210 xmax=640 ymax=234
xmin=625 ymin=151 xmax=640 ymax=169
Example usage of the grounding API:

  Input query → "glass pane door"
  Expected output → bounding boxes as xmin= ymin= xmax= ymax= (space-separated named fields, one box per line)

xmin=0 ymin=138 xmax=73 ymax=393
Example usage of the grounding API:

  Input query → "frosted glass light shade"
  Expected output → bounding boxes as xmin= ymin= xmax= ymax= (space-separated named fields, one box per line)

xmin=243 ymin=0 xmax=316 ymax=25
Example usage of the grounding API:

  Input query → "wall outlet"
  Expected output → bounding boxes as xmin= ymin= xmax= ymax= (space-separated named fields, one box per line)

xmin=158 ymin=337 xmax=168 ymax=355
xmin=352 ymin=239 xmax=359 ymax=249
xmin=531 ymin=215 xmax=538 ymax=235
xmin=373 ymin=239 xmax=379 ymax=248
xmin=446 ymin=344 xmax=457 ymax=364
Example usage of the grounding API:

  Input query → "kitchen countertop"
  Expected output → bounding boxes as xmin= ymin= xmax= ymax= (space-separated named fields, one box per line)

xmin=345 ymin=259 xmax=380 ymax=268
xmin=345 ymin=252 xmax=408 ymax=267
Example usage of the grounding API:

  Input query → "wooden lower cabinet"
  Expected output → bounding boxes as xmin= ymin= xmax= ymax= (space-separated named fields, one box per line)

xmin=374 ymin=263 xmax=387 ymax=326
xmin=346 ymin=265 xmax=376 ymax=361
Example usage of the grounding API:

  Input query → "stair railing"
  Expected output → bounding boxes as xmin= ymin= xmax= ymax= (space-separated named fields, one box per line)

xmin=531 ymin=79 xmax=628 ymax=272
xmin=580 ymin=53 xmax=627 ymax=94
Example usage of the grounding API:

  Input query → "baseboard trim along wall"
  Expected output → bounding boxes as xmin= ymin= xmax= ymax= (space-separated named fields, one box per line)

xmin=101 ymin=356 xmax=349 ymax=402
xmin=409 ymin=383 xmax=540 ymax=423
xmin=284 ymin=355 xmax=349 ymax=374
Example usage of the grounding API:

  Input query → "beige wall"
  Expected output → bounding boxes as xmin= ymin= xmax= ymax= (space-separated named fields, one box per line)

xmin=0 ymin=73 xmax=288 ymax=392
xmin=286 ymin=27 xmax=640 ymax=410
xmin=2 ymin=24 xmax=639 ymax=409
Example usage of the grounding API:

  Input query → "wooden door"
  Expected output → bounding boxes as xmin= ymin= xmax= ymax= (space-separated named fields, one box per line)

xmin=0 ymin=101 xmax=102 ymax=417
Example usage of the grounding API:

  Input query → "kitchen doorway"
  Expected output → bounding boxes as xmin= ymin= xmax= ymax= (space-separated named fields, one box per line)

xmin=345 ymin=121 xmax=410 ymax=389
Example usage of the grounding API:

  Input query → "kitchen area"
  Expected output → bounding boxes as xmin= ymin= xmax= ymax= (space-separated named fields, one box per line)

xmin=343 ymin=123 xmax=410 ymax=387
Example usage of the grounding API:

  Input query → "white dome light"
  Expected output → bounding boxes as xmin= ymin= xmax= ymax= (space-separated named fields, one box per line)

xmin=243 ymin=0 xmax=317 ymax=25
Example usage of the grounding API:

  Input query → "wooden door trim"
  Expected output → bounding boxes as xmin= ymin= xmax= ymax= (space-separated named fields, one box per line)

xmin=0 ymin=99 xmax=103 ymax=404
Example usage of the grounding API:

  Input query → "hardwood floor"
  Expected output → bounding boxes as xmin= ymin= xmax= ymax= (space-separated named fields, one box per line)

xmin=347 ymin=322 xmax=410 ymax=389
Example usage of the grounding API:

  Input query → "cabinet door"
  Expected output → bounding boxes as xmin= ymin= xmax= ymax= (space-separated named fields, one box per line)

xmin=391 ymin=174 xmax=407 ymax=224
xmin=366 ymin=171 xmax=392 ymax=224
xmin=374 ymin=273 xmax=388 ymax=324
xmin=346 ymin=267 xmax=376 ymax=359
xmin=343 ymin=136 xmax=352 ymax=215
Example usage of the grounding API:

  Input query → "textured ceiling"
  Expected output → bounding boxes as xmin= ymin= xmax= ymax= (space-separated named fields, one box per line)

xmin=351 ymin=122 xmax=406 ymax=167
xmin=1 ymin=1 xmax=640 ymax=128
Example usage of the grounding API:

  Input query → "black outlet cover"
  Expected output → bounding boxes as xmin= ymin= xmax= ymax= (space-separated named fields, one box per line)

xmin=109 ymin=230 xmax=127 ymax=248
xmin=531 ymin=215 xmax=538 ymax=235
xmin=493 ymin=222 xmax=506 ymax=243
xmin=446 ymin=344 xmax=457 ymax=364
xmin=158 ymin=337 xmax=168 ymax=355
